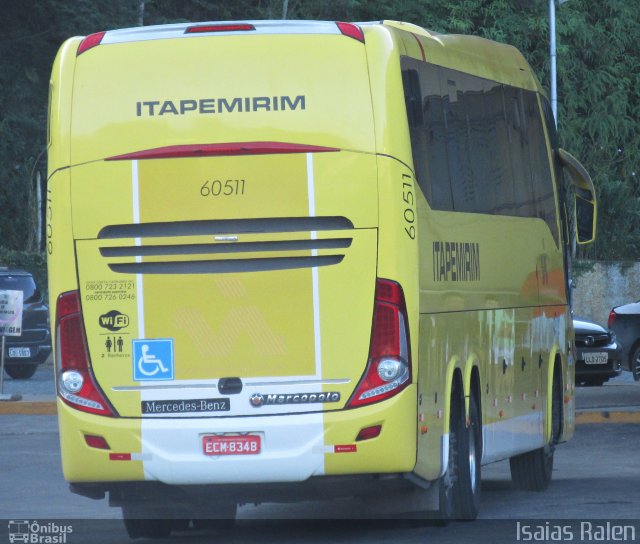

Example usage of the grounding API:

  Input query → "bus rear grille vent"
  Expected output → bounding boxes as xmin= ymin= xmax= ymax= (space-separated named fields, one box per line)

xmin=108 ymin=255 xmax=344 ymax=275
xmin=98 ymin=216 xmax=354 ymax=239
xmin=100 ymin=238 xmax=352 ymax=258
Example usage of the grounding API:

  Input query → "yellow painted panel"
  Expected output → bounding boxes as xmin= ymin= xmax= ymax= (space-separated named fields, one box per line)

xmin=418 ymin=199 xmax=550 ymax=313
xmin=143 ymin=268 xmax=315 ymax=379
xmin=364 ymin=26 xmax=413 ymax=167
xmin=75 ymin=242 xmax=142 ymax=417
xmin=319 ymin=229 xmax=377 ymax=391
xmin=77 ymin=227 xmax=377 ymax=401
xmin=46 ymin=169 xmax=77 ymax=310
xmin=70 ymin=35 xmax=375 ymax=164
xmin=70 ymin=160 xmax=135 ymax=239
xmin=413 ymin=306 xmax=567 ymax=480
xmin=375 ymin=156 xmax=420 ymax=378
xmin=391 ymin=26 xmax=539 ymax=92
xmin=71 ymin=151 xmax=378 ymax=239
xmin=138 ymin=154 xmax=309 ymax=224
xmin=323 ymin=386 xmax=416 ymax=475
xmin=312 ymin=152 xmax=378 ymax=228
xmin=58 ymin=401 xmax=143 ymax=482
xmin=48 ymin=37 xmax=81 ymax=173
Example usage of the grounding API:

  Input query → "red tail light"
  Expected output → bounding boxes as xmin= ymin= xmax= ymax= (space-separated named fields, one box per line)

xmin=356 ymin=425 xmax=382 ymax=442
xmin=56 ymin=291 xmax=116 ymax=417
xmin=347 ymin=279 xmax=411 ymax=408
xmin=336 ymin=22 xmax=365 ymax=43
xmin=185 ymin=23 xmax=256 ymax=34
xmin=608 ymin=310 xmax=616 ymax=329
xmin=77 ymin=31 xmax=106 ymax=56
xmin=84 ymin=434 xmax=111 ymax=450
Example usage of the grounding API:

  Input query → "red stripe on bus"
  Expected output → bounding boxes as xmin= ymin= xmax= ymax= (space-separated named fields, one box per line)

xmin=334 ymin=444 xmax=357 ymax=453
xmin=411 ymin=33 xmax=426 ymax=61
xmin=109 ymin=453 xmax=132 ymax=461
xmin=106 ymin=142 xmax=339 ymax=161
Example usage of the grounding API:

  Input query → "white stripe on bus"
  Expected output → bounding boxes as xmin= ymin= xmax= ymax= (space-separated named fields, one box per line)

xmin=132 ymin=160 xmax=145 ymax=340
xmin=307 ymin=152 xmax=322 ymax=380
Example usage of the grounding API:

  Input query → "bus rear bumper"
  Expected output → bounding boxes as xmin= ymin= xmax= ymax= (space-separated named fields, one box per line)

xmin=58 ymin=386 xmax=417 ymax=485
xmin=70 ymin=473 xmax=419 ymax=507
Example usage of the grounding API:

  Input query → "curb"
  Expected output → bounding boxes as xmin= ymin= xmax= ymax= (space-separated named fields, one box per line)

xmin=1 ymin=401 xmax=640 ymax=422
xmin=574 ymin=410 xmax=640 ymax=424
xmin=0 ymin=401 xmax=57 ymax=415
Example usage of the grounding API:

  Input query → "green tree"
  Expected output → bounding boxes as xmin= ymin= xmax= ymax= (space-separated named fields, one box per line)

xmin=0 ymin=0 xmax=638 ymax=261
xmin=0 ymin=0 xmax=139 ymax=251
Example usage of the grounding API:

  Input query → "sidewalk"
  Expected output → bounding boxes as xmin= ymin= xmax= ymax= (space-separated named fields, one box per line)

xmin=0 ymin=394 xmax=57 ymax=415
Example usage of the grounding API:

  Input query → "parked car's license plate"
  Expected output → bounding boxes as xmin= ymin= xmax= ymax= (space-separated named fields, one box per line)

xmin=8 ymin=347 xmax=31 ymax=358
xmin=202 ymin=435 xmax=261 ymax=456
xmin=583 ymin=352 xmax=608 ymax=365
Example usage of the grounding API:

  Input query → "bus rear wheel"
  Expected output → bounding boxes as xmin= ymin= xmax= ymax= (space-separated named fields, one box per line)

xmin=630 ymin=346 xmax=640 ymax=381
xmin=191 ymin=503 xmax=237 ymax=532
xmin=438 ymin=381 xmax=481 ymax=520
xmin=123 ymin=516 xmax=172 ymax=540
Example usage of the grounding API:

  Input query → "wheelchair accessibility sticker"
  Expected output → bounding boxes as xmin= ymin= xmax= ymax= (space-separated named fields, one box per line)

xmin=133 ymin=339 xmax=174 ymax=381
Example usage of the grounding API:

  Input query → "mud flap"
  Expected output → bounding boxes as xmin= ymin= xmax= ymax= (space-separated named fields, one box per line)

xmin=360 ymin=474 xmax=440 ymax=519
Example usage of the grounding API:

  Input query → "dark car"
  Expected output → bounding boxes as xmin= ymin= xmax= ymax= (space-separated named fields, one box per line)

xmin=608 ymin=301 xmax=640 ymax=381
xmin=574 ymin=317 xmax=622 ymax=386
xmin=0 ymin=268 xmax=51 ymax=379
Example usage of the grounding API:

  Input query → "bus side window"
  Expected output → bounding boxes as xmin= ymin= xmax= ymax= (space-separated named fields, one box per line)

xmin=400 ymin=56 xmax=560 ymax=237
xmin=403 ymin=67 xmax=432 ymax=204
xmin=402 ymin=61 xmax=453 ymax=211
xmin=402 ymin=69 xmax=423 ymax=128
xmin=466 ymin=83 xmax=491 ymax=214
xmin=503 ymin=86 xmax=535 ymax=219
xmin=425 ymin=65 xmax=453 ymax=211
xmin=424 ymin=90 xmax=452 ymax=210
xmin=443 ymin=73 xmax=476 ymax=213
xmin=526 ymin=93 xmax=558 ymax=244
xmin=487 ymin=84 xmax=514 ymax=215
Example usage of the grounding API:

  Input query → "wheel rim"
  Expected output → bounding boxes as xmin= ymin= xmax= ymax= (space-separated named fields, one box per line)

xmin=468 ymin=427 xmax=477 ymax=493
xmin=552 ymin=371 xmax=562 ymax=444
xmin=634 ymin=352 xmax=640 ymax=376
xmin=445 ymin=430 xmax=455 ymax=494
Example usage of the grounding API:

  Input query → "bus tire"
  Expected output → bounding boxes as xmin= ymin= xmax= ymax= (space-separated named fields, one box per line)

xmin=123 ymin=517 xmax=172 ymax=540
xmin=454 ymin=391 xmax=481 ymax=519
xmin=192 ymin=503 xmax=237 ymax=532
xmin=438 ymin=380 xmax=480 ymax=520
xmin=509 ymin=365 xmax=562 ymax=491
xmin=191 ymin=503 xmax=238 ymax=531
xmin=121 ymin=504 xmax=174 ymax=539
xmin=630 ymin=346 xmax=640 ymax=381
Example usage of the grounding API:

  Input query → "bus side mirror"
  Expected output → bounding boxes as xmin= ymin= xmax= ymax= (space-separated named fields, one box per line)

xmin=556 ymin=148 xmax=596 ymax=245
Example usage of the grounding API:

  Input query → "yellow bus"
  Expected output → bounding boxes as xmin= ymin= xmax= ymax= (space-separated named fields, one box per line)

xmin=47 ymin=19 xmax=596 ymax=535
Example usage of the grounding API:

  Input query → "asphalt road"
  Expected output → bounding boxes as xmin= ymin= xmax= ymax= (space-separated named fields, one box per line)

xmin=1 ymin=365 xmax=638 ymax=544
xmin=0 ymin=416 xmax=638 ymax=543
